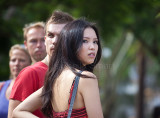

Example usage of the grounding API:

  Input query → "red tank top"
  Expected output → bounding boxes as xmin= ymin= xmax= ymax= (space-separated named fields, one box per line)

xmin=52 ymin=80 xmax=88 ymax=118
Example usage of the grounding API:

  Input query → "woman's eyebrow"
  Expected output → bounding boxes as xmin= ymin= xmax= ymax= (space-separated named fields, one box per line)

xmin=83 ymin=37 xmax=98 ymax=39
xmin=83 ymin=36 xmax=94 ymax=38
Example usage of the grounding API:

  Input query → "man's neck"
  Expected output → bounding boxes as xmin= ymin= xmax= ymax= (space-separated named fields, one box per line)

xmin=41 ymin=55 xmax=50 ymax=66
xmin=31 ymin=60 xmax=36 ymax=65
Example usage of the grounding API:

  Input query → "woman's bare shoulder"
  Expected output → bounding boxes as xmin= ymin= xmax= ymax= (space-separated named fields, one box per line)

xmin=81 ymin=71 xmax=97 ymax=79
xmin=79 ymin=71 xmax=98 ymax=89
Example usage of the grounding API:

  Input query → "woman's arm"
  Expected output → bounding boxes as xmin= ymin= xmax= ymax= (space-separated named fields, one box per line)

xmin=12 ymin=88 xmax=43 ymax=118
xmin=79 ymin=72 xmax=104 ymax=118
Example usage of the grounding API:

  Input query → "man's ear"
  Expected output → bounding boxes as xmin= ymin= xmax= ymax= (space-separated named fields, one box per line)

xmin=44 ymin=36 xmax=46 ymax=46
xmin=24 ymin=40 xmax=27 ymax=49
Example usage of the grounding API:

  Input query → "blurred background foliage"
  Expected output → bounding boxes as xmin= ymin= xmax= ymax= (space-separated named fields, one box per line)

xmin=1 ymin=0 xmax=160 ymax=118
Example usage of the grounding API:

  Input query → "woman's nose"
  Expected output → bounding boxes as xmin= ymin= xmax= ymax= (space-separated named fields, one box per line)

xmin=15 ymin=60 xmax=20 ymax=65
xmin=89 ymin=43 xmax=95 ymax=50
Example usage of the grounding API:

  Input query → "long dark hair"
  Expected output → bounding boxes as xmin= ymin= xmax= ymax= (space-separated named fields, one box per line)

xmin=41 ymin=18 xmax=102 ymax=117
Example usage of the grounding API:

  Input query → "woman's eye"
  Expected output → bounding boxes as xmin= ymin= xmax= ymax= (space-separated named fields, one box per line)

xmin=83 ymin=40 xmax=88 ymax=43
xmin=11 ymin=59 xmax=16 ymax=62
xmin=20 ymin=59 xmax=25 ymax=62
xmin=94 ymin=41 xmax=98 ymax=44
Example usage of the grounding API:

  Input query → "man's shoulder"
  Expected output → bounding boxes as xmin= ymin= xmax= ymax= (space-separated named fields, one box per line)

xmin=23 ymin=62 xmax=48 ymax=72
xmin=31 ymin=61 xmax=48 ymax=69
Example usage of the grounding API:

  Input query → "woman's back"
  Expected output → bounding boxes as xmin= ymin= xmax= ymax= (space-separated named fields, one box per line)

xmin=52 ymin=69 xmax=85 ymax=112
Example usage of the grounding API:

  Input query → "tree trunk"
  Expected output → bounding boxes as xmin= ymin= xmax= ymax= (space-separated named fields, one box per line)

xmin=136 ymin=44 xmax=146 ymax=118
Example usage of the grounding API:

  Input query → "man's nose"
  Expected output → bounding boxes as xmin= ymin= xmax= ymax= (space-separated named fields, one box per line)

xmin=51 ymin=36 xmax=58 ymax=44
xmin=37 ymin=40 xmax=44 ymax=47
xmin=37 ymin=41 xmax=41 ymax=47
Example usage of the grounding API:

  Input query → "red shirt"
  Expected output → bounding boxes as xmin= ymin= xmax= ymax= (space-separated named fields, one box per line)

xmin=10 ymin=62 xmax=48 ymax=118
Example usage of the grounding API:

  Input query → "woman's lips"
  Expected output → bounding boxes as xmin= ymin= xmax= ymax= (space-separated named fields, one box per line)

xmin=88 ymin=52 xmax=95 ymax=58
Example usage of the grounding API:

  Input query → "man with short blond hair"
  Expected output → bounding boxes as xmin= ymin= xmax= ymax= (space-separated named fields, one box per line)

xmin=23 ymin=22 xmax=47 ymax=64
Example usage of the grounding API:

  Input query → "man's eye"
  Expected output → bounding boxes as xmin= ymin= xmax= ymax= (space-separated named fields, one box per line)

xmin=41 ymin=38 xmax=45 ymax=42
xmin=48 ymin=34 xmax=55 ymax=38
xmin=30 ymin=40 xmax=37 ymax=43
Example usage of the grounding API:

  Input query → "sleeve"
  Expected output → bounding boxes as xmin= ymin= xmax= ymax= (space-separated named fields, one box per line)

xmin=10 ymin=67 xmax=39 ymax=101
xmin=0 ymin=82 xmax=5 ymax=91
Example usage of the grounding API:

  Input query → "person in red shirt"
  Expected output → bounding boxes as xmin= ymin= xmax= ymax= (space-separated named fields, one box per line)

xmin=8 ymin=11 xmax=74 ymax=118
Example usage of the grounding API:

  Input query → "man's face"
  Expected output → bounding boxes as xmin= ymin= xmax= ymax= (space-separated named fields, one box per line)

xmin=45 ymin=23 xmax=66 ymax=57
xmin=24 ymin=27 xmax=47 ymax=63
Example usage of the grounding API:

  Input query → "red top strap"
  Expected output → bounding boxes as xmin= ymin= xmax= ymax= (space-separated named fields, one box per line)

xmin=68 ymin=80 xmax=75 ymax=109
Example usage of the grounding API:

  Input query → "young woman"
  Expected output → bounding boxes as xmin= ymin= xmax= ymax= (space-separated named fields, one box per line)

xmin=12 ymin=19 xmax=104 ymax=118
xmin=0 ymin=44 xmax=31 ymax=118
